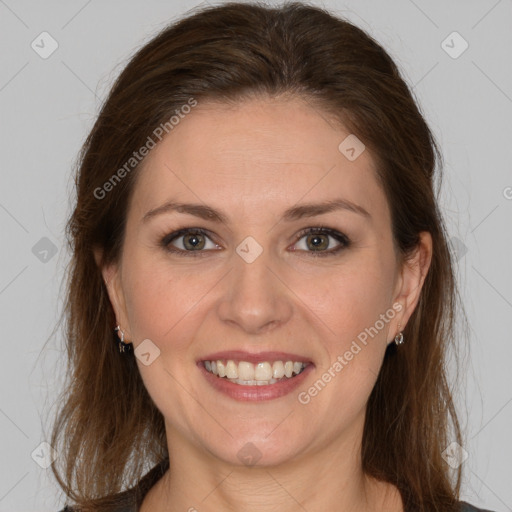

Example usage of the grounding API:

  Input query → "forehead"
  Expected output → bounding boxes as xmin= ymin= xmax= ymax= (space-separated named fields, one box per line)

xmin=129 ymin=96 xmax=388 ymax=223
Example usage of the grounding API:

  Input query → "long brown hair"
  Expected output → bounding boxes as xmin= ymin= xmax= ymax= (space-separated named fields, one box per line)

xmin=50 ymin=2 xmax=465 ymax=510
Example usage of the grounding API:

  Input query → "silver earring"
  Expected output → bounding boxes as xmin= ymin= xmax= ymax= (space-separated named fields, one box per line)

xmin=394 ymin=327 xmax=404 ymax=345
xmin=114 ymin=325 xmax=133 ymax=353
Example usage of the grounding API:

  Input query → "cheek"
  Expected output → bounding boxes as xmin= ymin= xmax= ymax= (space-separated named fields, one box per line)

xmin=301 ymin=253 xmax=395 ymax=338
xmin=298 ymin=250 xmax=396 ymax=387
xmin=121 ymin=251 xmax=221 ymax=344
xmin=296 ymin=271 xmax=394 ymax=428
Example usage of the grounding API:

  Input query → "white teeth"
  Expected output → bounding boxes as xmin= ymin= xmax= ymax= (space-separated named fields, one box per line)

xmin=204 ymin=358 xmax=307 ymax=385
xmin=272 ymin=361 xmax=285 ymax=379
xmin=254 ymin=362 xmax=272 ymax=381
xmin=217 ymin=360 xmax=226 ymax=378
xmin=225 ymin=360 xmax=238 ymax=379
xmin=227 ymin=378 xmax=279 ymax=385
xmin=238 ymin=361 xmax=255 ymax=380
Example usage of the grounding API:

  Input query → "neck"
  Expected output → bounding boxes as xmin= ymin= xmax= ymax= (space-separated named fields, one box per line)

xmin=142 ymin=421 xmax=402 ymax=512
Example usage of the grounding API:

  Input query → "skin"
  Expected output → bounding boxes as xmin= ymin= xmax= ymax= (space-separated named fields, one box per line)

xmin=96 ymin=95 xmax=432 ymax=512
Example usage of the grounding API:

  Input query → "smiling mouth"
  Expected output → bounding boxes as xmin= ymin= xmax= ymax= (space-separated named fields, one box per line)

xmin=202 ymin=359 xmax=310 ymax=386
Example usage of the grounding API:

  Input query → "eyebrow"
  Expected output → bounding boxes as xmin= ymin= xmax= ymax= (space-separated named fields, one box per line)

xmin=142 ymin=198 xmax=371 ymax=224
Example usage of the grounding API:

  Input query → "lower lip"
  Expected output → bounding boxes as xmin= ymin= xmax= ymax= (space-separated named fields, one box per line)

xmin=198 ymin=362 xmax=314 ymax=401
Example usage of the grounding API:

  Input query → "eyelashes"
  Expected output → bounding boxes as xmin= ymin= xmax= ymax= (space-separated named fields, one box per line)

xmin=159 ymin=226 xmax=351 ymax=258
xmin=160 ymin=228 xmax=219 ymax=256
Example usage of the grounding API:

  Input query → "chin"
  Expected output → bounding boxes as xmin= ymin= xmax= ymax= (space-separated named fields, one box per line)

xmin=202 ymin=426 xmax=308 ymax=468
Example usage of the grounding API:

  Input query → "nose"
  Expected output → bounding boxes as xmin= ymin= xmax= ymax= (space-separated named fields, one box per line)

xmin=216 ymin=248 xmax=293 ymax=335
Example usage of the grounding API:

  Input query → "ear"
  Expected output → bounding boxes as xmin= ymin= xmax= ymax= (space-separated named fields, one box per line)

xmin=93 ymin=247 xmax=131 ymax=339
xmin=389 ymin=231 xmax=433 ymax=343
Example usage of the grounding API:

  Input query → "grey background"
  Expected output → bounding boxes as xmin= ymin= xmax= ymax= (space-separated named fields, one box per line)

xmin=0 ymin=0 xmax=511 ymax=511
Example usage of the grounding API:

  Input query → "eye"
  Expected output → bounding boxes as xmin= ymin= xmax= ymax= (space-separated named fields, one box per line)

xmin=161 ymin=228 xmax=220 ymax=256
xmin=160 ymin=226 xmax=351 ymax=258
xmin=291 ymin=227 xmax=351 ymax=257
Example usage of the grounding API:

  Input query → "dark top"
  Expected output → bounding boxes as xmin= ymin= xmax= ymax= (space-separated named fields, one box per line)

xmin=59 ymin=457 xmax=495 ymax=512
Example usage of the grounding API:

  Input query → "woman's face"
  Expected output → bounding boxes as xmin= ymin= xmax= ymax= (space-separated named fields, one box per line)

xmin=103 ymin=96 xmax=429 ymax=468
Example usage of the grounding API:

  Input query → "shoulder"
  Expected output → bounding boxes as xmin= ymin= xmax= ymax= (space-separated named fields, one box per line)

xmin=58 ymin=457 xmax=169 ymax=512
xmin=459 ymin=501 xmax=496 ymax=512
xmin=59 ymin=499 xmax=496 ymax=512
xmin=58 ymin=505 xmax=135 ymax=512
xmin=58 ymin=499 xmax=496 ymax=512
xmin=58 ymin=503 xmax=135 ymax=512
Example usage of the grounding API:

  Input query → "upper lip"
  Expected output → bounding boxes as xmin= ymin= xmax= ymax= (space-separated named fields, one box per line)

xmin=198 ymin=350 xmax=313 ymax=365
